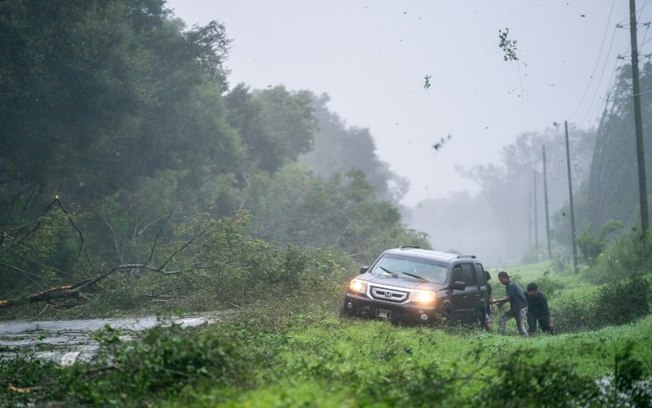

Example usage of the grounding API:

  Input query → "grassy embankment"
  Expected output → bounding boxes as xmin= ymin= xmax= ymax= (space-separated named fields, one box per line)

xmin=2 ymin=262 xmax=651 ymax=407
xmin=164 ymin=261 xmax=652 ymax=406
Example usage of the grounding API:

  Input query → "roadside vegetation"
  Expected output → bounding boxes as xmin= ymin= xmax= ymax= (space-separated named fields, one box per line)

xmin=2 ymin=220 xmax=652 ymax=407
xmin=2 ymin=292 xmax=651 ymax=407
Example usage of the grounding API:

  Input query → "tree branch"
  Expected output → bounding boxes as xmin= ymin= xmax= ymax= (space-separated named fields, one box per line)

xmin=0 ymin=198 xmax=206 ymax=310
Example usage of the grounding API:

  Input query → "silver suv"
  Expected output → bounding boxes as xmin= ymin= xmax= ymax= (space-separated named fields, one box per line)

xmin=341 ymin=246 xmax=490 ymax=325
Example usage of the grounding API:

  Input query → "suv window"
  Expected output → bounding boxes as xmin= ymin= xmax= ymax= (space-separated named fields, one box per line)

xmin=369 ymin=253 xmax=448 ymax=284
xmin=461 ymin=263 xmax=476 ymax=285
xmin=453 ymin=263 xmax=476 ymax=285
xmin=452 ymin=265 xmax=462 ymax=282
xmin=474 ymin=263 xmax=486 ymax=285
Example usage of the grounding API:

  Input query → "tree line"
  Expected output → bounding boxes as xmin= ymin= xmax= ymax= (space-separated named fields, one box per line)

xmin=0 ymin=0 xmax=427 ymax=306
xmin=3 ymin=0 xmax=650 ymax=306
xmin=410 ymin=60 xmax=652 ymax=267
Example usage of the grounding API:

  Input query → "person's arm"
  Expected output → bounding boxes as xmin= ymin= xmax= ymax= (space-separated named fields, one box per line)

xmin=543 ymin=294 xmax=553 ymax=329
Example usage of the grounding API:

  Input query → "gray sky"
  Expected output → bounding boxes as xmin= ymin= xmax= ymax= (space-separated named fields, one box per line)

xmin=166 ymin=0 xmax=650 ymax=206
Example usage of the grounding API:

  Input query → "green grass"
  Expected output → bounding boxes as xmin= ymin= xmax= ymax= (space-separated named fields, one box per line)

xmin=3 ymin=262 xmax=651 ymax=407
xmin=501 ymin=260 xmax=553 ymax=280
xmin=167 ymin=311 xmax=652 ymax=407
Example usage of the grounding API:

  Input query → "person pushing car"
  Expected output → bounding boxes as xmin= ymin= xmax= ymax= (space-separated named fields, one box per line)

xmin=525 ymin=282 xmax=553 ymax=335
xmin=495 ymin=271 xmax=528 ymax=336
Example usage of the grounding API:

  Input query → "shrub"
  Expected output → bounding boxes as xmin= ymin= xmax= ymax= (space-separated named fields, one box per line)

xmin=552 ymin=274 xmax=649 ymax=333
xmin=533 ymin=270 xmax=565 ymax=298
xmin=476 ymin=348 xmax=599 ymax=408
xmin=359 ymin=360 xmax=457 ymax=407
xmin=590 ymin=230 xmax=652 ymax=284
xmin=552 ymin=297 xmax=598 ymax=333
xmin=0 ymin=357 xmax=63 ymax=406
xmin=594 ymin=274 xmax=650 ymax=327
xmin=576 ymin=220 xmax=623 ymax=266
xmin=58 ymin=324 xmax=250 ymax=406
xmin=476 ymin=345 xmax=652 ymax=408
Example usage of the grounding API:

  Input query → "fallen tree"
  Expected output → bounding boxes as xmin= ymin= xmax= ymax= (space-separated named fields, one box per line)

xmin=0 ymin=196 xmax=204 ymax=310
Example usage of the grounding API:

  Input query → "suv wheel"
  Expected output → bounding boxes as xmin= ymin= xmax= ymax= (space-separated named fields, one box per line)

xmin=435 ymin=308 xmax=452 ymax=326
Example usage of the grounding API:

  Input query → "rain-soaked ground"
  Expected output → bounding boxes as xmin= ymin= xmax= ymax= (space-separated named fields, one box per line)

xmin=0 ymin=311 xmax=235 ymax=365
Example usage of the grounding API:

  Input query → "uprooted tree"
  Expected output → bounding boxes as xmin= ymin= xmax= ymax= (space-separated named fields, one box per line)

xmin=0 ymin=196 xmax=206 ymax=310
xmin=0 ymin=196 xmax=348 ymax=315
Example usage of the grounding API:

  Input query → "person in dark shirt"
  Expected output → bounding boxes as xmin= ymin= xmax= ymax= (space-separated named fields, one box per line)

xmin=525 ymin=282 xmax=553 ymax=335
xmin=480 ymin=270 xmax=493 ymax=332
xmin=495 ymin=271 xmax=528 ymax=336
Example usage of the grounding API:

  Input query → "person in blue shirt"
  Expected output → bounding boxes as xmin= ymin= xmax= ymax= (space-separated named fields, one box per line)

xmin=525 ymin=282 xmax=553 ymax=335
xmin=495 ymin=271 xmax=528 ymax=336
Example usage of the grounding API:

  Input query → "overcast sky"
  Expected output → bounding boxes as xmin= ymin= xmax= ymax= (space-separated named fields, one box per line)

xmin=166 ymin=0 xmax=651 ymax=206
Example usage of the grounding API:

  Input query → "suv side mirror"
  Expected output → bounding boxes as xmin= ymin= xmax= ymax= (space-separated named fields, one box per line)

xmin=451 ymin=281 xmax=466 ymax=291
xmin=359 ymin=266 xmax=369 ymax=274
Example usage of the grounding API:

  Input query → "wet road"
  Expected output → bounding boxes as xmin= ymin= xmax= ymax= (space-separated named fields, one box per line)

xmin=0 ymin=312 xmax=233 ymax=365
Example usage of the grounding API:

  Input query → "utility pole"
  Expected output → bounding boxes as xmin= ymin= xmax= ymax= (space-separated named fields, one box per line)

xmin=565 ymin=121 xmax=579 ymax=272
xmin=628 ymin=0 xmax=649 ymax=235
xmin=527 ymin=187 xmax=532 ymax=248
xmin=542 ymin=146 xmax=552 ymax=259
xmin=528 ymin=185 xmax=532 ymax=246
xmin=533 ymin=170 xmax=539 ymax=261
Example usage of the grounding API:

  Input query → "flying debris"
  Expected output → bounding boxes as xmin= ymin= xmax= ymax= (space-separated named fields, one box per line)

xmin=432 ymin=134 xmax=452 ymax=151
xmin=498 ymin=28 xmax=518 ymax=61
xmin=424 ymin=74 xmax=432 ymax=90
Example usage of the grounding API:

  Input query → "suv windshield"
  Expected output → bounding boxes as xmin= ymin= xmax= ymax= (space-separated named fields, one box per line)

xmin=370 ymin=253 xmax=447 ymax=284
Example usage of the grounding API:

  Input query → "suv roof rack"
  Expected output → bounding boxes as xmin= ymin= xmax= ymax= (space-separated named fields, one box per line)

xmin=456 ymin=254 xmax=476 ymax=259
xmin=399 ymin=245 xmax=421 ymax=250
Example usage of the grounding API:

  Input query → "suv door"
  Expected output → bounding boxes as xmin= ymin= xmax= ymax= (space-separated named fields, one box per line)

xmin=474 ymin=263 xmax=489 ymax=312
xmin=449 ymin=263 xmax=481 ymax=323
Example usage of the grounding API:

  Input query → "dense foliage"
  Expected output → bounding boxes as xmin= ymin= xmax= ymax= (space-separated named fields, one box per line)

xmin=589 ymin=227 xmax=652 ymax=284
xmin=0 ymin=0 xmax=425 ymax=308
xmin=576 ymin=220 xmax=624 ymax=266
xmin=551 ymin=274 xmax=650 ymax=332
xmin=2 ymin=300 xmax=651 ymax=407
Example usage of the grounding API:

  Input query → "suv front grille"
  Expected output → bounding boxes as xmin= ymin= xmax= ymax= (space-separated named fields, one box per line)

xmin=369 ymin=285 xmax=409 ymax=303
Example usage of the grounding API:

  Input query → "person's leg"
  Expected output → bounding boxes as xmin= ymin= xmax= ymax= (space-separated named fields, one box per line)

xmin=498 ymin=309 xmax=514 ymax=335
xmin=516 ymin=307 xmax=528 ymax=336
xmin=527 ymin=312 xmax=537 ymax=335
xmin=480 ymin=309 xmax=492 ymax=332
xmin=485 ymin=307 xmax=493 ymax=332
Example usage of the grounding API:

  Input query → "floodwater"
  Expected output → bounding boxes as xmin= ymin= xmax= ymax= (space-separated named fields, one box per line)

xmin=0 ymin=312 xmax=233 ymax=365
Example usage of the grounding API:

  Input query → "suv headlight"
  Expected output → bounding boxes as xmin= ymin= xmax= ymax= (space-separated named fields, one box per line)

xmin=412 ymin=289 xmax=436 ymax=304
xmin=349 ymin=278 xmax=367 ymax=294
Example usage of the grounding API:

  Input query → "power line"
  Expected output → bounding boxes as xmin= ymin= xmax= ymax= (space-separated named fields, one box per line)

xmin=576 ymin=1 xmax=652 ymax=129
xmin=579 ymin=56 xmax=625 ymax=128
xmin=576 ymin=29 xmax=619 ymax=128
xmin=569 ymin=0 xmax=617 ymax=122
